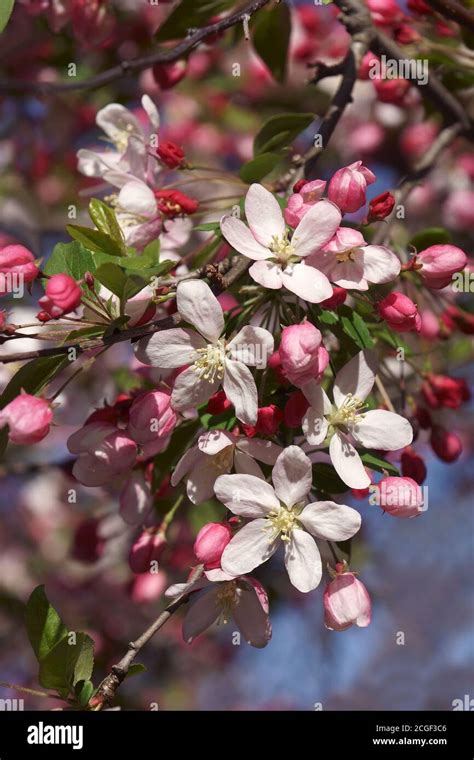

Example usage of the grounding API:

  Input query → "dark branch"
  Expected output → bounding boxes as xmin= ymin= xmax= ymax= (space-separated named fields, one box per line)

xmin=428 ymin=0 xmax=474 ymax=33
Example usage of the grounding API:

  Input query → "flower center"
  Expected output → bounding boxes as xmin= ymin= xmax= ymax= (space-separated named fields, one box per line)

xmin=113 ymin=124 xmax=137 ymax=153
xmin=269 ymin=232 xmax=296 ymax=266
xmin=335 ymin=248 xmax=356 ymax=263
xmin=212 ymin=446 xmax=234 ymax=473
xmin=267 ymin=505 xmax=300 ymax=542
xmin=193 ymin=340 xmax=226 ymax=382
xmin=328 ymin=393 xmax=367 ymax=430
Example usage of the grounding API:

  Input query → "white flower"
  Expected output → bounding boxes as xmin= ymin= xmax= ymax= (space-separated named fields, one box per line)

xmin=135 ymin=280 xmax=274 ymax=425
xmin=220 ymin=184 xmax=341 ymax=303
xmin=114 ymin=179 xmax=162 ymax=249
xmin=171 ymin=429 xmax=282 ymax=504
xmin=302 ymin=351 xmax=413 ymax=489
xmin=216 ymin=446 xmax=361 ymax=593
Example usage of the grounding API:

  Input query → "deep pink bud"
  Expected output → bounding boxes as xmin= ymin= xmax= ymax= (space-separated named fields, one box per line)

xmin=376 ymin=476 xmax=424 ymax=518
xmin=206 ymin=389 xmax=232 ymax=416
xmin=320 ymin=286 xmax=347 ymax=309
xmin=401 ymin=447 xmax=427 ymax=484
xmin=242 ymin=404 xmax=283 ymax=438
xmin=0 ymin=245 xmax=39 ymax=295
xmin=155 ymin=141 xmax=185 ymax=169
xmin=394 ymin=24 xmax=421 ymax=44
xmin=0 ymin=309 xmax=6 ymax=331
xmin=268 ymin=350 xmax=288 ymax=385
xmin=0 ymin=393 xmax=52 ymax=445
xmin=127 ymin=391 xmax=177 ymax=446
xmin=367 ymin=0 xmax=403 ymax=26
xmin=358 ymin=51 xmax=379 ymax=80
xmin=377 ymin=291 xmax=421 ymax=333
xmin=373 ymin=76 xmax=411 ymax=105
xmin=324 ymin=572 xmax=371 ymax=631
xmin=38 ymin=273 xmax=82 ymax=318
xmin=400 ymin=122 xmax=438 ymax=161
xmin=421 ymin=374 xmax=470 ymax=410
xmin=328 ymin=161 xmax=376 ymax=213
xmin=279 ymin=322 xmax=329 ymax=386
xmin=194 ymin=522 xmax=232 ymax=570
xmin=430 ymin=427 xmax=462 ymax=463
xmin=284 ymin=390 xmax=310 ymax=428
xmin=284 ymin=179 xmax=326 ymax=227
xmin=120 ymin=471 xmax=153 ymax=525
xmin=152 ymin=60 xmax=187 ymax=90
xmin=417 ymin=244 xmax=467 ymax=289
xmin=130 ymin=572 xmax=167 ymax=603
xmin=129 ymin=529 xmax=166 ymax=573
xmin=367 ymin=191 xmax=395 ymax=222
xmin=441 ymin=305 xmax=474 ymax=336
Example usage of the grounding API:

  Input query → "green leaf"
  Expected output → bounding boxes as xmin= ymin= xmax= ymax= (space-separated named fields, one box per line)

xmin=0 ymin=0 xmax=15 ymax=34
xmin=0 ymin=355 xmax=70 ymax=411
xmin=43 ymin=241 xmax=97 ymax=291
xmin=339 ymin=306 xmax=374 ymax=350
xmin=88 ymin=200 xmax=126 ymax=250
xmin=252 ymin=3 xmax=291 ymax=84
xmin=125 ymin=663 xmax=147 ymax=679
xmin=143 ymin=239 xmax=161 ymax=264
xmin=26 ymin=586 xmax=68 ymax=664
xmin=193 ymin=236 xmax=222 ymax=269
xmin=75 ymin=679 xmax=94 ymax=707
xmin=361 ymin=452 xmax=400 ymax=476
xmin=38 ymin=632 xmax=93 ymax=694
xmin=94 ymin=263 xmax=147 ymax=303
xmin=194 ymin=222 xmax=221 ymax=233
xmin=316 ymin=309 xmax=339 ymax=326
xmin=254 ymin=113 xmax=314 ymax=156
xmin=66 ymin=225 xmax=124 ymax=258
xmin=156 ymin=0 xmax=234 ymax=41
xmin=409 ymin=227 xmax=451 ymax=252
xmin=73 ymin=634 xmax=94 ymax=686
xmin=239 ymin=153 xmax=281 ymax=183
xmin=313 ymin=463 xmax=349 ymax=495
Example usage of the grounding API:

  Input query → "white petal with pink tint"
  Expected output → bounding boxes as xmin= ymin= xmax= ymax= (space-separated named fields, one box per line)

xmin=351 ymin=410 xmax=413 ymax=450
xmin=280 ymin=262 xmax=333 ymax=303
xmin=292 ymin=200 xmax=342 ymax=257
xmin=362 ymin=245 xmax=401 ymax=283
xmin=223 ymin=359 xmax=258 ymax=425
xmin=299 ymin=500 xmax=361 ymax=540
xmin=135 ymin=327 xmax=205 ymax=368
xmin=284 ymin=529 xmax=322 ymax=592
xmin=177 ymin=280 xmax=224 ymax=342
xmin=249 ymin=260 xmax=283 ymax=289
xmin=220 ymin=216 xmax=271 ymax=260
xmin=171 ymin=367 xmax=219 ymax=411
xmin=244 ymin=183 xmax=285 ymax=246
xmin=272 ymin=446 xmax=312 ymax=507
xmin=221 ymin=519 xmax=279 ymax=576
xmin=333 ymin=350 xmax=377 ymax=407
xmin=329 ymin=432 xmax=370 ymax=489
xmin=214 ymin=473 xmax=279 ymax=517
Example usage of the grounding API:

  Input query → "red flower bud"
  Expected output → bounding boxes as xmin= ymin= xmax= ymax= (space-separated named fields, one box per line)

xmin=207 ymin=389 xmax=232 ymax=416
xmin=155 ymin=141 xmax=185 ymax=169
xmin=284 ymin=390 xmax=310 ymax=428
xmin=320 ymin=286 xmax=347 ymax=309
xmin=367 ymin=191 xmax=395 ymax=222
xmin=152 ymin=60 xmax=187 ymax=90
xmin=421 ymin=374 xmax=470 ymax=410
xmin=155 ymin=189 xmax=199 ymax=217
xmin=377 ymin=291 xmax=421 ymax=333
xmin=401 ymin=447 xmax=427 ymax=484
xmin=242 ymin=405 xmax=283 ymax=438
xmin=430 ymin=427 xmax=462 ymax=463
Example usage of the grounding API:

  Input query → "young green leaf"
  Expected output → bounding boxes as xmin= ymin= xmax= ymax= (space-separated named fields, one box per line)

xmin=0 ymin=0 xmax=15 ymax=34
xmin=254 ymin=113 xmax=314 ymax=156
xmin=26 ymin=586 xmax=68 ymax=664
xmin=239 ymin=153 xmax=281 ymax=183
xmin=251 ymin=3 xmax=291 ymax=84
xmin=67 ymin=225 xmax=124 ymax=258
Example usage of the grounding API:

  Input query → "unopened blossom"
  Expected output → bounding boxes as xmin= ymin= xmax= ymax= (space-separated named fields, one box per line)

xmin=127 ymin=391 xmax=177 ymax=458
xmin=279 ymin=321 xmax=329 ymax=387
xmin=327 ymin=161 xmax=376 ymax=213
xmin=135 ymin=280 xmax=274 ymax=425
xmin=153 ymin=60 xmax=187 ymax=90
xmin=307 ymin=227 xmax=400 ymax=291
xmin=171 ymin=428 xmax=281 ymax=504
xmin=67 ymin=422 xmax=137 ymax=487
xmin=375 ymin=476 xmax=424 ymax=518
xmin=377 ymin=291 xmax=421 ymax=333
xmin=166 ymin=576 xmax=271 ymax=648
xmin=242 ymin=404 xmax=283 ymax=438
xmin=367 ymin=191 xmax=395 ymax=222
xmin=129 ymin=528 xmax=166 ymax=574
xmin=401 ymin=447 xmax=427 ymax=484
xmin=421 ymin=374 xmax=470 ymax=410
xmin=0 ymin=245 xmax=39 ymax=295
xmin=155 ymin=141 xmax=185 ymax=169
xmin=284 ymin=179 xmax=326 ymax=227
xmin=430 ymin=427 xmax=462 ymax=463
xmin=194 ymin=522 xmax=232 ymax=570
xmin=416 ymin=244 xmax=467 ymax=289
xmin=324 ymin=565 xmax=371 ymax=631
xmin=38 ymin=273 xmax=82 ymax=318
xmin=217 ymin=446 xmax=361 ymax=592
xmin=220 ymin=183 xmax=340 ymax=303
xmin=0 ymin=394 xmax=52 ymax=445
xmin=302 ymin=351 xmax=413 ymax=488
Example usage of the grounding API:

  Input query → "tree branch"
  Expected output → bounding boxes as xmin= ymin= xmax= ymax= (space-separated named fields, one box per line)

xmin=428 ymin=0 xmax=474 ymax=33
xmin=0 ymin=0 xmax=272 ymax=95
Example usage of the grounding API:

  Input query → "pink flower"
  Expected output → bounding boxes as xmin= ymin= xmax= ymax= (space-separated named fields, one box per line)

xmin=0 ymin=245 xmax=39 ymax=296
xmin=127 ymin=391 xmax=177 ymax=457
xmin=284 ymin=179 xmax=326 ymax=227
xmin=119 ymin=471 xmax=153 ymax=525
xmin=217 ymin=446 xmax=361 ymax=592
xmin=443 ymin=189 xmax=474 ymax=232
xmin=194 ymin=522 xmax=232 ymax=569
xmin=279 ymin=322 xmax=329 ymax=387
xmin=324 ymin=569 xmax=371 ymax=631
xmin=377 ymin=291 xmax=421 ymax=333
xmin=327 ymin=161 xmax=376 ymax=213
xmin=375 ymin=476 xmax=424 ymax=518
xmin=416 ymin=244 xmax=467 ymax=289
xmin=38 ymin=273 xmax=82 ymax=318
xmin=400 ymin=122 xmax=438 ymax=161
xmin=129 ymin=528 xmax=166 ymax=573
xmin=0 ymin=393 xmax=52 ymax=445
xmin=308 ymin=227 xmax=400 ymax=291
xmin=67 ymin=422 xmax=137 ymax=486
xmin=220 ymin=184 xmax=340 ymax=303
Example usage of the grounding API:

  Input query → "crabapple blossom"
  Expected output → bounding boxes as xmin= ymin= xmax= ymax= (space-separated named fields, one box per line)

xmin=375 ymin=476 xmax=424 ymax=518
xmin=284 ymin=179 xmax=326 ymax=227
xmin=119 ymin=471 xmax=153 ymax=525
xmin=38 ymin=273 xmax=82 ymax=318
xmin=327 ymin=161 xmax=376 ymax=213
xmin=415 ymin=244 xmax=467 ymax=289
xmin=166 ymin=576 xmax=271 ymax=648
xmin=193 ymin=522 xmax=232 ymax=569
xmin=279 ymin=321 xmax=329 ymax=387
xmin=0 ymin=393 xmax=52 ymax=445
xmin=127 ymin=391 xmax=177 ymax=458
xmin=0 ymin=245 xmax=39 ymax=295
xmin=134 ymin=280 xmax=274 ymax=425
xmin=421 ymin=374 xmax=470 ymax=409
xmin=401 ymin=447 xmax=427 ymax=484
xmin=114 ymin=180 xmax=162 ymax=249
xmin=216 ymin=446 xmax=361 ymax=592
xmin=302 ymin=351 xmax=413 ymax=488
xmin=307 ymin=227 xmax=401 ymax=291
xmin=324 ymin=565 xmax=371 ymax=631
xmin=220 ymin=183 xmax=340 ymax=303
xmin=367 ymin=191 xmax=395 ymax=222
xmin=171 ymin=428 xmax=282 ymax=504
xmin=67 ymin=422 xmax=137 ymax=487
xmin=430 ymin=427 xmax=462 ymax=462
xmin=377 ymin=291 xmax=421 ymax=333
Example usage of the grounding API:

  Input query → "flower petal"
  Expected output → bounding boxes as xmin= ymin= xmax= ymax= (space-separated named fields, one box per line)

xmin=329 ymin=432 xmax=370 ymax=489
xmin=236 ymin=437 xmax=282 ymax=465
xmin=223 ymin=359 xmax=258 ymax=425
xmin=233 ymin=587 xmax=272 ymax=648
xmin=171 ymin=367 xmax=219 ymax=411
xmin=272 ymin=446 xmax=312 ymax=506
xmin=280 ymin=262 xmax=333 ymax=303
xmin=177 ymin=280 xmax=224 ymax=342
xmin=171 ymin=445 xmax=202 ymax=486
xmin=362 ymin=245 xmax=401 ymax=284
xmin=333 ymin=350 xmax=377 ymax=408
xmin=186 ymin=464 xmax=220 ymax=505
xmin=214 ymin=473 xmax=279 ymax=517
xmin=221 ymin=519 xmax=279 ymax=576
xmin=117 ymin=181 xmax=156 ymax=218
xmin=182 ymin=588 xmax=221 ymax=643
xmin=284 ymin=529 xmax=322 ymax=592
xmin=198 ymin=429 xmax=235 ymax=455
xmin=227 ymin=325 xmax=274 ymax=368
xmin=245 ymin=183 xmax=285 ymax=246
xmin=96 ymin=103 xmax=142 ymax=144
xmin=135 ymin=327 xmax=205 ymax=367
xmin=234 ymin=449 xmax=264 ymax=478
xmin=249 ymin=259 xmax=283 ymax=289
xmin=220 ymin=216 xmax=271 ymax=260
xmin=292 ymin=200 xmax=342 ymax=258
xmin=302 ymin=407 xmax=328 ymax=446
xmin=351 ymin=410 xmax=413 ymax=450
xmin=299 ymin=500 xmax=361 ymax=540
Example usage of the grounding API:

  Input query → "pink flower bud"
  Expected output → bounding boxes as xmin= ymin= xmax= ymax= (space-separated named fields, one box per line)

xmin=324 ymin=572 xmax=371 ymax=631
xmin=284 ymin=180 xmax=326 ymax=227
xmin=328 ymin=161 xmax=376 ymax=213
xmin=242 ymin=404 xmax=283 ymax=438
xmin=394 ymin=24 xmax=421 ymax=44
xmin=194 ymin=522 xmax=232 ymax=569
xmin=284 ymin=390 xmax=309 ymax=428
xmin=0 ymin=393 xmax=52 ymax=445
xmin=417 ymin=244 xmax=467 ymax=289
xmin=377 ymin=291 xmax=421 ymax=333
xmin=373 ymin=76 xmax=411 ymax=105
xmin=152 ymin=60 xmax=187 ymax=90
xmin=430 ymin=427 xmax=463 ymax=462
xmin=279 ymin=322 xmax=329 ymax=386
xmin=441 ymin=305 xmax=474 ymax=335
xmin=421 ymin=373 xmax=470 ymax=410
xmin=419 ymin=309 xmax=440 ymax=340
xmin=38 ymin=273 xmax=82 ymax=318
xmin=120 ymin=471 xmax=153 ymax=525
xmin=71 ymin=518 xmax=105 ymax=563
xmin=127 ymin=391 xmax=177 ymax=446
xmin=68 ymin=423 xmax=137 ymax=487
xmin=367 ymin=191 xmax=395 ymax=222
xmin=376 ymin=476 xmax=424 ymax=518
xmin=401 ymin=447 xmax=427 ymax=484
xmin=206 ymin=389 xmax=232 ymax=415
xmin=130 ymin=572 xmax=167 ymax=604
xmin=0 ymin=245 xmax=39 ymax=295
xmin=129 ymin=529 xmax=166 ymax=573
xmin=0 ymin=309 xmax=6 ymax=331
xmin=367 ymin=0 xmax=403 ymax=26
xmin=320 ymin=286 xmax=347 ymax=310
xmin=358 ymin=51 xmax=379 ymax=80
